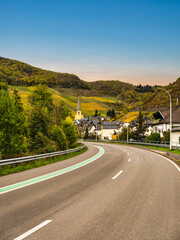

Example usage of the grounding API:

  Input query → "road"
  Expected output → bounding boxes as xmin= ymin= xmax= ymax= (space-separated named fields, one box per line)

xmin=0 ymin=143 xmax=179 ymax=240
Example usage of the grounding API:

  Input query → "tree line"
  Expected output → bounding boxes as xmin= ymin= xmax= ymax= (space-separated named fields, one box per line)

xmin=0 ymin=83 xmax=78 ymax=159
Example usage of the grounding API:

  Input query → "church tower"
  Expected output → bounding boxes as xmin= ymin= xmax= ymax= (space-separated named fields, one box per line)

xmin=74 ymin=98 xmax=84 ymax=120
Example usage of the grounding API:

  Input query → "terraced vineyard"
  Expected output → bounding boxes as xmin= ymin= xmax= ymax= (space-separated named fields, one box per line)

xmin=9 ymin=86 xmax=124 ymax=118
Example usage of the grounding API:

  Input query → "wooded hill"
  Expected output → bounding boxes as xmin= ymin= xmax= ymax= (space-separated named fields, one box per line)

xmin=0 ymin=57 xmax=89 ymax=89
xmin=0 ymin=57 xmax=179 ymax=112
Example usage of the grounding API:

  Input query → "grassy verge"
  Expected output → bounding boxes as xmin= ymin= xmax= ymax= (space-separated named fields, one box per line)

xmin=130 ymin=144 xmax=180 ymax=155
xmin=0 ymin=146 xmax=88 ymax=177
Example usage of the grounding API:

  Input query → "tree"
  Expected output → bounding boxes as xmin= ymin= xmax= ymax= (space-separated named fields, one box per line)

xmin=133 ymin=110 xmax=146 ymax=140
xmin=111 ymin=109 xmax=116 ymax=118
xmin=94 ymin=109 xmax=98 ymax=117
xmin=84 ymin=127 xmax=89 ymax=139
xmin=28 ymin=84 xmax=53 ymax=113
xmin=0 ymin=89 xmax=27 ymax=158
xmin=106 ymin=109 xmax=116 ymax=119
xmin=62 ymin=117 xmax=78 ymax=147
xmin=51 ymin=126 xmax=67 ymax=150
xmin=0 ymin=81 xmax=8 ymax=91
xmin=12 ymin=88 xmax=23 ymax=112
xmin=53 ymin=101 xmax=72 ymax=125
xmin=119 ymin=127 xmax=131 ymax=141
xmin=28 ymin=85 xmax=53 ymax=152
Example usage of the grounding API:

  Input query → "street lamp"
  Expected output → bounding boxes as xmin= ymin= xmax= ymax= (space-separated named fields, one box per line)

xmin=157 ymin=87 xmax=172 ymax=150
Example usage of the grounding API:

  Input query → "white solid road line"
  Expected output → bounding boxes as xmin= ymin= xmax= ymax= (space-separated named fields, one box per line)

xmin=152 ymin=152 xmax=180 ymax=172
xmin=112 ymin=170 xmax=123 ymax=180
xmin=14 ymin=220 xmax=52 ymax=240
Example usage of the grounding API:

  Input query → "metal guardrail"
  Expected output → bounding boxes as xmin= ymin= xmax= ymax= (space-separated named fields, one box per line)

xmin=80 ymin=139 xmax=180 ymax=150
xmin=0 ymin=145 xmax=85 ymax=167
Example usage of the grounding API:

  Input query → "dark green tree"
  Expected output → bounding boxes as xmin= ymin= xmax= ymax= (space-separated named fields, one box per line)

xmin=28 ymin=84 xmax=53 ymax=113
xmin=84 ymin=127 xmax=89 ymax=139
xmin=111 ymin=109 xmax=116 ymax=118
xmin=118 ymin=127 xmax=131 ymax=141
xmin=106 ymin=109 xmax=116 ymax=119
xmin=0 ymin=89 xmax=27 ymax=158
xmin=94 ymin=109 xmax=98 ymax=117
xmin=53 ymin=101 xmax=72 ymax=125
xmin=133 ymin=110 xmax=146 ymax=140
xmin=28 ymin=85 xmax=53 ymax=152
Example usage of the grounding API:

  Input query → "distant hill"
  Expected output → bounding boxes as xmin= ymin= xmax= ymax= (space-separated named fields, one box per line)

xmin=87 ymin=80 xmax=135 ymax=96
xmin=143 ymin=78 xmax=180 ymax=109
xmin=0 ymin=57 xmax=89 ymax=89
xmin=0 ymin=57 xmax=179 ymax=112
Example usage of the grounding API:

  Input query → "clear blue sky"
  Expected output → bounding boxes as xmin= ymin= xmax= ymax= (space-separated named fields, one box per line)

xmin=0 ymin=0 xmax=180 ymax=85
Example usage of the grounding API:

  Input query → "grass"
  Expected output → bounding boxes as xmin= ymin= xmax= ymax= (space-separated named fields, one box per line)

xmin=133 ymin=144 xmax=180 ymax=155
xmin=0 ymin=146 xmax=88 ymax=176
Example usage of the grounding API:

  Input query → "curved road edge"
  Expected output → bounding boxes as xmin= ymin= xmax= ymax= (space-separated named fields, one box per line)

xmin=0 ymin=144 xmax=104 ymax=195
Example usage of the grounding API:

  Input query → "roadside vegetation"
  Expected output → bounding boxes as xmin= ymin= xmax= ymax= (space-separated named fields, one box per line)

xmin=0 ymin=146 xmax=88 ymax=176
xmin=0 ymin=82 xmax=78 ymax=160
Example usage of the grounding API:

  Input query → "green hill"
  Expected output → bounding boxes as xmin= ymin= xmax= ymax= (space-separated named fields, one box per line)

xmin=1 ymin=57 xmax=179 ymax=116
xmin=0 ymin=57 xmax=89 ymax=89
xmin=87 ymin=80 xmax=135 ymax=96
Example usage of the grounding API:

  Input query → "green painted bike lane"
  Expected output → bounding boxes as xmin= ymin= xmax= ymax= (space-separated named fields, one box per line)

xmin=0 ymin=145 xmax=104 ymax=195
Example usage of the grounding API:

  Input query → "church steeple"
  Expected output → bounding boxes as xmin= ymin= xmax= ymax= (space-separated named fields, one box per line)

xmin=77 ymin=98 xmax=81 ymax=111
xmin=74 ymin=98 xmax=84 ymax=120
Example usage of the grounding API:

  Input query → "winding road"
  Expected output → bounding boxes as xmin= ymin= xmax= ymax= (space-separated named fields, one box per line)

xmin=0 ymin=143 xmax=179 ymax=240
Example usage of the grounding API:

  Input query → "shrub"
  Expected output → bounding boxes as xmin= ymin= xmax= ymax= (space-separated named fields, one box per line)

xmin=145 ymin=133 xmax=161 ymax=142
xmin=51 ymin=126 xmax=67 ymax=150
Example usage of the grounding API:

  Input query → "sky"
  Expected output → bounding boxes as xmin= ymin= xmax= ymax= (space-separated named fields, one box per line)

xmin=0 ymin=0 xmax=180 ymax=85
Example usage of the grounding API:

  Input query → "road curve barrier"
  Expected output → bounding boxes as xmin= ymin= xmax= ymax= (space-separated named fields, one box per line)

xmin=0 ymin=145 xmax=85 ymax=167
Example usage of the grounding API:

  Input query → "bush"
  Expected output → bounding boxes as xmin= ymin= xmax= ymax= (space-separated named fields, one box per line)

xmin=62 ymin=117 xmax=78 ymax=147
xmin=145 ymin=133 xmax=161 ymax=142
xmin=51 ymin=126 xmax=67 ymax=150
xmin=29 ymin=132 xmax=57 ymax=153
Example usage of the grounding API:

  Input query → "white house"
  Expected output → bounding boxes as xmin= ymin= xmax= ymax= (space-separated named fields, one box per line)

xmin=172 ymin=127 xmax=180 ymax=147
xmin=144 ymin=125 xmax=153 ymax=136
xmin=152 ymin=106 xmax=180 ymax=137
xmin=95 ymin=121 xmax=123 ymax=140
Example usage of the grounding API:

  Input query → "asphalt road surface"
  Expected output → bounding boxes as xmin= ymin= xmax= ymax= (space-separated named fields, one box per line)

xmin=0 ymin=143 xmax=179 ymax=240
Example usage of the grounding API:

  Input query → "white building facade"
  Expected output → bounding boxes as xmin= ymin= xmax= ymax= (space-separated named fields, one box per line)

xmin=172 ymin=127 xmax=180 ymax=147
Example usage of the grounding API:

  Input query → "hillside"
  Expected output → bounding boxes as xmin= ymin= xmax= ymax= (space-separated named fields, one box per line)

xmin=1 ymin=57 xmax=179 ymax=116
xmin=87 ymin=80 xmax=135 ymax=96
xmin=0 ymin=57 xmax=89 ymax=89
xmin=143 ymin=78 xmax=180 ymax=109
xmin=0 ymin=57 xmax=136 ymax=96
xmin=8 ymin=85 xmax=122 ymax=118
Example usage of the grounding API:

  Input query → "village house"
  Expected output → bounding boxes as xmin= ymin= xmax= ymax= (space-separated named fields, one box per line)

xmin=152 ymin=106 xmax=180 ymax=138
xmin=172 ymin=127 xmax=180 ymax=147
xmin=95 ymin=121 xmax=123 ymax=140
